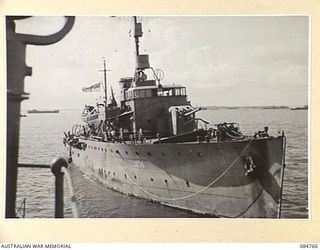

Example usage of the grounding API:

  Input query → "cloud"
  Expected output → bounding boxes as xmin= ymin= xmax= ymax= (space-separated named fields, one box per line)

xmin=18 ymin=16 xmax=308 ymax=110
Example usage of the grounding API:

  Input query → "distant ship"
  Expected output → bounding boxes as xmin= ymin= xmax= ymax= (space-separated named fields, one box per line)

xmin=64 ymin=17 xmax=286 ymax=218
xmin=27 ymin=109 xmax=60 ymax=114
xmin=290 ymin=105 xmax=308 ymax=110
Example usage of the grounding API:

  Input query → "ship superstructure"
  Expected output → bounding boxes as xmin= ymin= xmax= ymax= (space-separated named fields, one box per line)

xmin=64 ymin=17 xmax=286 ymax=218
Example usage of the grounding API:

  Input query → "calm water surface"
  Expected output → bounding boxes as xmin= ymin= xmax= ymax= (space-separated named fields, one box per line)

xmin=16 ymin=109 xmax=308 ymax=218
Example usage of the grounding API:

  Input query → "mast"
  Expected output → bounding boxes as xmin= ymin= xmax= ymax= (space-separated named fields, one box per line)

xmin=103 ymin=58 xmax=108 ymax=131
xmin=131 ymin=16 xmax=150 ymax=136
xmin=133 ymin=17 xmax=150 ymax=72
xmin=133 ymin=16 xmax=141 ymax=56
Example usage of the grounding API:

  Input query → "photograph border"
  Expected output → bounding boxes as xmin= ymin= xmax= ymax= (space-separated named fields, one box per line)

xmin=0 ymin=0 xmax=318 ymax=243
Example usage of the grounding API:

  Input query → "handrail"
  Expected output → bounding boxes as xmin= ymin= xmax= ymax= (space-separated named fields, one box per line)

xmin=18 ymin=163 xmax=50 ymax=169
xmin=17 ymin=160 xmax=79 ymax=218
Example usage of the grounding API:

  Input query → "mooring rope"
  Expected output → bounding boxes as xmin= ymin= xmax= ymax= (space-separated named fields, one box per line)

xmin=118 ymin=138 xmax=254 ymax=201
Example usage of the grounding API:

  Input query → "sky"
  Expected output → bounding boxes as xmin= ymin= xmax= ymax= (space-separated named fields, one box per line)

xmin=14 ymin=16 xmax=309 ymax=110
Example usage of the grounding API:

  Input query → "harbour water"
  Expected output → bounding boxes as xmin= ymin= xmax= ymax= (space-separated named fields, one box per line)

xmin=16 ymin=109 xmax=308 ymax=218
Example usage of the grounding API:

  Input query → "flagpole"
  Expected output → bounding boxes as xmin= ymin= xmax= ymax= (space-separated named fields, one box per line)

xmin=103 ymin=58 xmax=108 ymax=132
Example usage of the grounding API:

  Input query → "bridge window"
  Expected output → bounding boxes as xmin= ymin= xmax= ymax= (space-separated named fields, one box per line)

xmin=158 ymin=89 xmax=173 ymax=96
xmin=126 ymin=89 xmax=154 ymax=99
xmin=146 ymin=89 xmax=152 ymax=97
xmin=157 ymin=88 xmax=186 ymax=97
xmin=140 ymin=90 xmax=146 ymax=98
xmin=126 ymin=90 xmax=133 ymax=99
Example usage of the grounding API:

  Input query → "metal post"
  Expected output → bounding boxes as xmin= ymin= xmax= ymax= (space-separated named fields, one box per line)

xmin=5 ymin=16 xmax=74 ymax=218
xmin=51 ymin=158 xmax=68 ymax=218
xmin=6 ymin=17 xmax=30 ymax=218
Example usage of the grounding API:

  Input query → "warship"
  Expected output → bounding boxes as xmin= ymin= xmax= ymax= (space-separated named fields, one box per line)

xmin=27 ymin=109 xmax=60 ymax=114
xmin=64 ymin=17 xmax=286 ymax=218
xmin=290 ymin=105 xmax=308 ymax=110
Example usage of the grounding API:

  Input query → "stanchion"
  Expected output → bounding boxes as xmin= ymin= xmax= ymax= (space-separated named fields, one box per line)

xmin=51 ymin=158 xmax=68 ymax=218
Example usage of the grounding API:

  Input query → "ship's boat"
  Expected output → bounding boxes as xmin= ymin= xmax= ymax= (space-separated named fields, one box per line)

xmin=64 ymin=17 xmax=286 ymax=218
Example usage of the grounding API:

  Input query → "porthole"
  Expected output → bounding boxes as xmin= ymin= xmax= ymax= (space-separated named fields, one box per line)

xmin=147 ymin=152 xmax=152 ymax=156
xmin=110 ymin=149 xmax=113 ymax=153
xmin=136 ymin=152 xmax=139 ymax=155
xmin=134 ymin=175 xmax=137 ymax=179
xmin=151 ymin=178 xmax=154 ymax=182
xmin=125 ymin=151 xmax=128 ymax=155
xmin=165 ymin=179 xmax=168 ymax=183
xmin=108 ymin=171 xmax=110 ymax=175
xmin=186 ymin=180 xmax=190 ymax=187
xmin=124 ymin=174 xmax=127 ymax=179
xmin=105 ymin=148 xmax=107 ymax=152
xmin=113 ymin=172 xmax=115 ymax=176
xmin=94 ymin=147 xmax=97 ymax=150
xmin=78 ymin=153 xmax=80 ymax=157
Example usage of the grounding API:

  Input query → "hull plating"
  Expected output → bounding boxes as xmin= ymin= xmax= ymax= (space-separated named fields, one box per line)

xmin=69 ymin=136 xmax=285 ymax=218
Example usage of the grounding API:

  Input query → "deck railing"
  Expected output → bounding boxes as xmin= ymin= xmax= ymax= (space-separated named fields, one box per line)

xmin=17 ymin=159 xmax=79 ymax=218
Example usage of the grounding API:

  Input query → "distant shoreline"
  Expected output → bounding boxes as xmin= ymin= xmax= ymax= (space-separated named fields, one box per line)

xmin=198 ymin=105 xmax=291 ymax=110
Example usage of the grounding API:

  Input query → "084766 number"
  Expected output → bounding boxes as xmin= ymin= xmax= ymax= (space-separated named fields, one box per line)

xmin=300 ymin=244 xmax=318 ymax=248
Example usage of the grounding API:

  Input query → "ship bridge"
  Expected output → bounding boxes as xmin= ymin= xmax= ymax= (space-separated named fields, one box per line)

xmin=115 ymin=16 xmax=194 ymax=138
xmin=116 ymin=83 xmax=193 ymax=138
xmin=124 ymin=85 xmax=186 ymax=101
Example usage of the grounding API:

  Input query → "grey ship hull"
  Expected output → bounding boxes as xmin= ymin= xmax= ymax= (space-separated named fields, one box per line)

xmin=69 ymin=135 xmax=285 ymax=218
